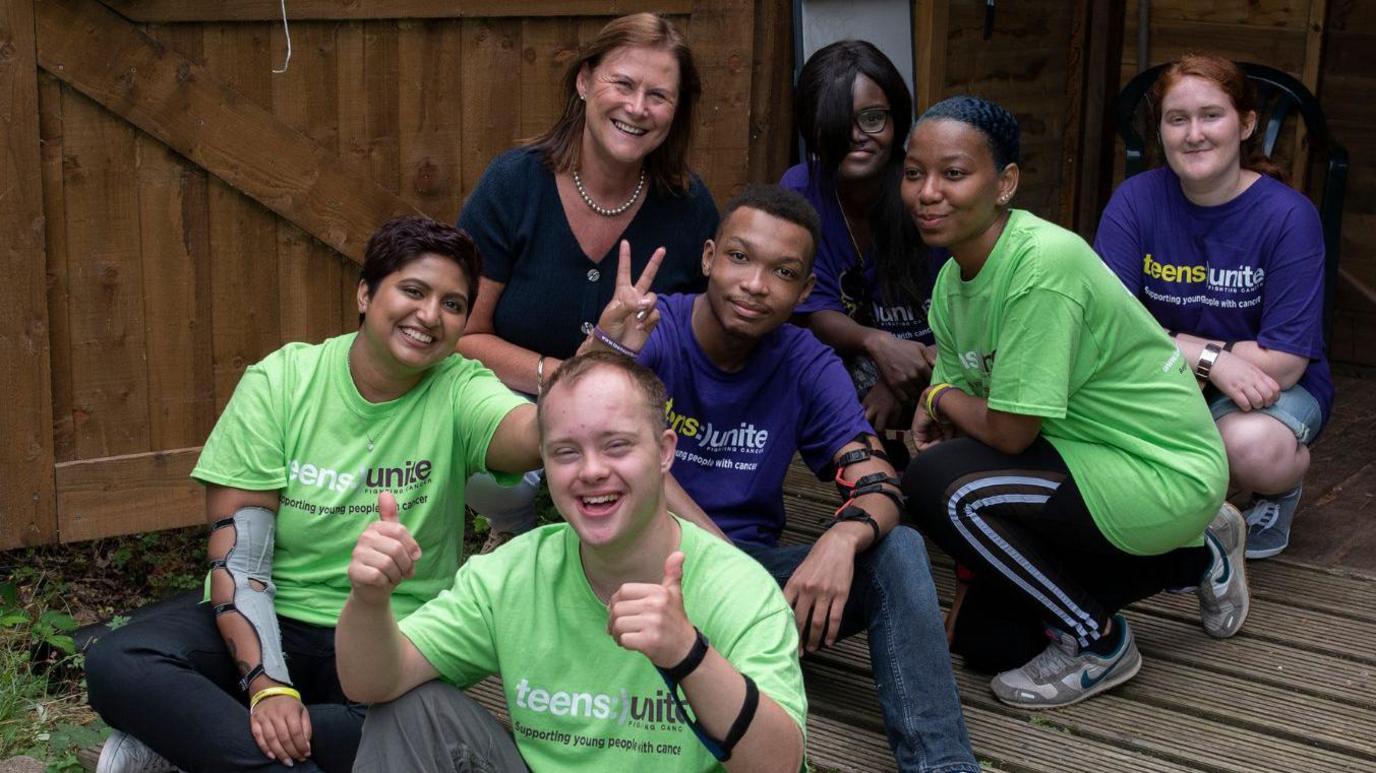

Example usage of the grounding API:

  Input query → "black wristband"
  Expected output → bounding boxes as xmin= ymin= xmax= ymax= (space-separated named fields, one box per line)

xmin=660 ymin=627 xmax=709 ymax=683
xmin=717 ymin=673 xmax=760 ymax=761
xmin=1223 ymin=341 xmax=1236 ymax=352
xmin=834 ymin=504 xmax=882 ymax=547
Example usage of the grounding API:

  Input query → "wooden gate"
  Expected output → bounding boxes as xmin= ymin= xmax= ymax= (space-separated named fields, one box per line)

xmin=0 ymin=0 xmax=759 ymax=549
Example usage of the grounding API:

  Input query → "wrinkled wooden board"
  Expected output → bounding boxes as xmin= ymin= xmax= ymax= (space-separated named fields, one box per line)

xmin=0 ymin=0 xmax=56 ymax=549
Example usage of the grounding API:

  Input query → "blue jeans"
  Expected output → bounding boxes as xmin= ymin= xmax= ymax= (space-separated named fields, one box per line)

xmin=738 ymin=527 xmax=979 ymax=773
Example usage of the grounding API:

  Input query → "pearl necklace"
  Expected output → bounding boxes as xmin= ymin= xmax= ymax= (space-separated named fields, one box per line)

xmin=572 ymin=168 xmax=646 ymax=217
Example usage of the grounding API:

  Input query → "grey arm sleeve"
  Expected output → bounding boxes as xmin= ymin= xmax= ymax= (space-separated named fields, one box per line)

xmin=211 ymin=506 xmax=292 ymax=688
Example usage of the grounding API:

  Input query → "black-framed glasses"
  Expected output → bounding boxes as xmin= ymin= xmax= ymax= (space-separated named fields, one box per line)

xmin=855 ymin=108 xmax=891 ymax=134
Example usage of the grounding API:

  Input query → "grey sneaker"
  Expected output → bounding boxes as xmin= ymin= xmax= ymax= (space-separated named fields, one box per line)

xmin=96 ymin=730 xmax=178 ymax=773
xmin=1244 ymin=483 xmax=1301 ymax=559
xmin=1199 ymin=502 xmax=1250 ymax=638
xmin=990 ymin=615 xmax=1141 ymax=709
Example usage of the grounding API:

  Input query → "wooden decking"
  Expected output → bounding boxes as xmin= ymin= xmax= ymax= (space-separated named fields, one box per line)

xmin=779 ymin=472 xmax=1376 ymax=772
xmin=761 ymin=368 xmax=1376 ymax=772
xmin=82 ymin=373 xmax=1376 ymax=771
xmin=463 ymin=498 xmax=1376 ymax=771
xmin=464 ymin=371 xmax=1376 ymax=771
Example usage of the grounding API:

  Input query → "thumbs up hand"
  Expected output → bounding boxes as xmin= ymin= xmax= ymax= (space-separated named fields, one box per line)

xmin=347 ymin=491 xmax=423 ymax=607
xmin=607 ymin=551 xmax=697 ymax=668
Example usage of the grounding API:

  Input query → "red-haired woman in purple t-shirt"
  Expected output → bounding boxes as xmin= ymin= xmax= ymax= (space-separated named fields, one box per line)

xmin=1095 ymin=53 xmax=1332 ymax=560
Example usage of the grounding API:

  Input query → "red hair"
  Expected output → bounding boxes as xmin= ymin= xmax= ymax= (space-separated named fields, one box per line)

xmin=1150 ymin=53 xmax=1284 ymax=181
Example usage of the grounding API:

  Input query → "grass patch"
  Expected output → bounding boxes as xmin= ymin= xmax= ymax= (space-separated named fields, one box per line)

xmin=0 ymin=491 xmax=559 ymax=769
xmin=0 ymin=527 xmax=204 ymax=769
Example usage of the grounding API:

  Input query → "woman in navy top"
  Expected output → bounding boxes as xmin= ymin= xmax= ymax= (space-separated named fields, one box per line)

xmin=1095 ymin=54 xmax=1332 ymax=559
xmin=455 ymin=14 xmax=718 ymax=544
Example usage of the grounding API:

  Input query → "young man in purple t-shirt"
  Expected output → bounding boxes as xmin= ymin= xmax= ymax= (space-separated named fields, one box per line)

xmin=602 ymin=186 xmax=978 ymax=773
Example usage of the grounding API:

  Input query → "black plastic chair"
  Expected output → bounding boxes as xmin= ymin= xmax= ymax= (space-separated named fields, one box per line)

xmin=1115 ymin=62 xmax=1349 ymax=347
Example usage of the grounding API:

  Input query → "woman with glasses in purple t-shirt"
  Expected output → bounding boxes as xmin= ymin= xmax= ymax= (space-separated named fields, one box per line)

xmin=780 ymin=41 xmax=941 ymax=467
xmin=1094 ymin=54 xmax=1332 ymax=560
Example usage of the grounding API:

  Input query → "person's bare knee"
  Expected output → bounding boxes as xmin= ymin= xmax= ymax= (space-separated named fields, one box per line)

xmin=1218 ymin=413 xmax=1307 ymax=493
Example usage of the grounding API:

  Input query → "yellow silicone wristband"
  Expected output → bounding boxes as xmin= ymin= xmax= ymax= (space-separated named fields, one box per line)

xmin=925 ymin=383 xmax=954 ymax=420
xmin=250 ymin=686 xmax=302 ymax=713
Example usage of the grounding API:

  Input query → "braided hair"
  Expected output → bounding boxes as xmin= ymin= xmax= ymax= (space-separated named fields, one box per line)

xmin=916 ymin=95 xmax=1021 ymax=170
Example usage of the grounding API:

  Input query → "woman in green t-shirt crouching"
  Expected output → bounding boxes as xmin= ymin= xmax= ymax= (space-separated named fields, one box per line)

xmin=897 ymin=96 xmax=1246 ymax=710
xmin=85 ymin=216 xmax=541 ymax=771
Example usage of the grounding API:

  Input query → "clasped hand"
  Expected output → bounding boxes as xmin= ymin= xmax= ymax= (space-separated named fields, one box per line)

xmin=866 ymin=333 xmax=936 ymax=401
xmin=912 ymin=384 xmax=953 ymax=451
xmin=1208 ymin=352 xmax=1280 ymax=411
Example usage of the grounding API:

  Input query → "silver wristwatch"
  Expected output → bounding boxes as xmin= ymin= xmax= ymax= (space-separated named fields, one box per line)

xmin=1194 ymin=343 xmax=1223 ymax=379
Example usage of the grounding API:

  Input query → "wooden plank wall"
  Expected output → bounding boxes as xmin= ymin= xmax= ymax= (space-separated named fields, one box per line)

xmin=4 ymin=0 xmax=755 ymax=549
xmin=939 ymin=0 xmax=1086 ymax=225
xmin=1321 ymin=2 xmax=1376 ymax=365
xmin=744 ymin=0 xmax=1097 ymax=231
xmin=0 ymin=0 xmax=57 ymax=546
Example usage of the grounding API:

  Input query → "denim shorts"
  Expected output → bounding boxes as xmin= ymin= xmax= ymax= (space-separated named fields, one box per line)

xmin=1209 ymin=382 xmax=1323 ymax=445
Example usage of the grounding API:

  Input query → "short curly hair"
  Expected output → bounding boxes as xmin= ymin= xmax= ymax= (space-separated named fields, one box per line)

xmin=917 ymin=95 xmax=1021 ymax=170
xmin=358 ymin=216 xmax=481 ymax=324
xmin=718 ymin=184 xmax=822 ymax=267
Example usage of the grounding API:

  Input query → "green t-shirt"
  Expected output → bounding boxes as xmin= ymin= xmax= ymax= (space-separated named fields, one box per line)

xmin=192 ymin=333 xmax=526 ymax=625
xmin=399 ymin=517 xmax=807 ymax=772
xmin=929 ymin=210 xmax=1227 ymax=555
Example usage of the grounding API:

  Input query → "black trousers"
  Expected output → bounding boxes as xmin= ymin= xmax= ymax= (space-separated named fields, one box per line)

xmin=902 ymin=437 xmax=1211 ymax=672
xmin=85 ymin=593 xmax=366 ymax=772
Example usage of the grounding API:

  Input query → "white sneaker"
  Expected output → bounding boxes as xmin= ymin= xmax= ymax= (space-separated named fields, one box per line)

xmin=95 ymin=730 xmax=178 ymax=773
xmin=990 ymin=615 xmax=1141 ymax=709
xmin=1199 ymin=502 xmax=1250 ymax=638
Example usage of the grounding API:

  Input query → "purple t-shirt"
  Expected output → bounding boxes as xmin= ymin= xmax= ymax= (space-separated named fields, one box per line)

xmin=637 ymin=294 xmax=875 ymax=547
xmin=1094 ymin=167 xmax=1333 ymax=424
xmin=779 ymin=164 xmax=936 ymax=343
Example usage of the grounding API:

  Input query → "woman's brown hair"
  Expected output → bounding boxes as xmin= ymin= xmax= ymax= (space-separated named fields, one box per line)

xmin=1149 ymin=53 xmax=1284 ymax=181
xmin=524 ymin=13 xmax=701 ymax=193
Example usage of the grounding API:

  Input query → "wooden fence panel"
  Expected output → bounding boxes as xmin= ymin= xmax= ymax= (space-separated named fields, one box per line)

xmin=102 ymin=0 xmax=693 ymax=22
xmin=137 ymin=24 xmax=215 ymax=451
xmin=399 ymin=20 xmax=466 ymax=219
xmin=519 ymin=18 xmax=580 ymax=141
xmin=942 ymin=0 xmax=1081 ymax=224
xmin=55 ymin=448 xmax=202 ymax=542
xmin=683 ymin=1 xmax=753 ymax=199
xmin=38 ymin=74 xmax=75 ymax=470
xmin=61 ymin=90 xmax=151 ymax=459
xmin=19 ymin=0 xmax=768 ymax=544
xmin=0 ymin=0 xmax=56 ymax=548
xmin=271 ymin=21 xmax=346 ymax=346
xmin=204 ymin=23 xmax=283 ymax=408
xmin=459 ymin=19 xmax=523 ymax=205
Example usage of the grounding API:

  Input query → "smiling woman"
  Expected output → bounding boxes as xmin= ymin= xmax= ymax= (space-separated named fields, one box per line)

xmin=83 ymin=216 xmax=543 ymax=771
xmin=1094 ymin=54 xmax=1332 ymax=560
xmin=900 ymin=96 xmax=1244 ymax=713
xmin=454 ymin=13 xmax=720 ymax=546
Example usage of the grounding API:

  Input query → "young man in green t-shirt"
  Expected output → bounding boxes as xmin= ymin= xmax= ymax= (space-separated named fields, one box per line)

xmin=337 ymin=353 xmax=807 ymax=772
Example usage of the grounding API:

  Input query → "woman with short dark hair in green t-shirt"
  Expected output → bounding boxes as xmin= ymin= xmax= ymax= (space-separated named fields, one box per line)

xmin=896 ymin=96 xmax=1243 ymax=711
xmin=85 ymin=216 xmax=542 ymax=772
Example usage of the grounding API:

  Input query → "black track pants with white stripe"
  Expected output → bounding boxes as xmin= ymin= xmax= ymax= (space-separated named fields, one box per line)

xmin=903 ymin=436 xmax=1211 ymax=651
